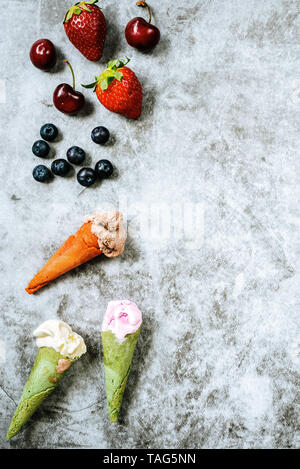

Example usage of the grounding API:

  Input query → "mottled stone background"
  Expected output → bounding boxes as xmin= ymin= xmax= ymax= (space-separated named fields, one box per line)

xmin=1 ymin=0 xmax=299 ymax=449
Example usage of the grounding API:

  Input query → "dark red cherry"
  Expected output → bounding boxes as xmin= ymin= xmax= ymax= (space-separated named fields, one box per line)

xmin=53 ymin=84 xmax=85 ymax=114
xmin=53 ymin=60 xmax=85 ymax=114
xmin=30 ymin=39 xmax=57 ymax=71
xmin=125 ymin=1 xmax=160 ymax=52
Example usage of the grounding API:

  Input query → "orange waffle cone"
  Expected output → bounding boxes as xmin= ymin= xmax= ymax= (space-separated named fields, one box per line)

xmin=26 ymin=222 xmax=101 ymax=294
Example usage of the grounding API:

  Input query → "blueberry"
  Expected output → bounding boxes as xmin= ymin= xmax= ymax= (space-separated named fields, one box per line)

xmin=91 ymin=126 xmax=110 ymax=144
xmin=77 ymin=167 xmax=97 ymax=187
xmin=40 ymin=123 xmax=58 ymax=142
xmin=32 ymin=140 xmax=50 ymax=158
xmin=51 ymin=159 xmax=72 ymax=176
xmin=95 ymin=159 xmax=113 ymax=179
xmin=67 ymin=146 xmax=86 ymax=165
xmin=33 ymin=165 xmax=52 ymax=182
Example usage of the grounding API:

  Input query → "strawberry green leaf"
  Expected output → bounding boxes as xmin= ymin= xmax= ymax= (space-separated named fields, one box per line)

xmin=106 ymin=57 xmax=130 ymax=72
xmin=100 ymin=81 xmax=108 ymax=91
xmin=64 ymin=0 xmax=99 ymax=22
xmin=117 ymin=57 xmax=130 ymax=68
xmin=81 ymin=81 xmax=98 ymax=89
xmin=81 ymin=5 xmax=92 ymax=12
xmin=65 ymin=10 xmax=74 ymax=21
xmin=100 ymin=77 xmax=115 ymax=91
xmin=107 ymin=59 xmax=119 ymax=70
xmin=109 ymin=75 xmax=117 ymax=84
xmin=114 ymin=72 xmax=123 ymax=81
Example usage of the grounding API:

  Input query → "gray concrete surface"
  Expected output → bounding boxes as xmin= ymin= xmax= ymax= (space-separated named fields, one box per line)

xmin=0 ymin=0 xmax=299 ymax=449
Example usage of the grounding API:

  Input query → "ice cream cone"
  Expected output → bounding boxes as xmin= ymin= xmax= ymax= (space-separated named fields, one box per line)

xmin=102 ymin=327 xmax=141 ymax=422
xmin=26 ymin=221 xmax=101 ymax=294
xmin=26 ymin=212 xmax=126 ymax=294
xmin=6 ymin=347 xmax=74 ymax=440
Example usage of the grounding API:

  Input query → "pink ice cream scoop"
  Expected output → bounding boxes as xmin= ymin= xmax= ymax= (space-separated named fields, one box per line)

xmin=102 ymin=300 xmax=142 ymax=342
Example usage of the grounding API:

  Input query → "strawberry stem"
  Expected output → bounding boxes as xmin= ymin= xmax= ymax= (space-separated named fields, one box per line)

xmin=64 ymin=60 xmax=76 ymax=89
xmin=136 ymin=1 xmax=151 ymax=24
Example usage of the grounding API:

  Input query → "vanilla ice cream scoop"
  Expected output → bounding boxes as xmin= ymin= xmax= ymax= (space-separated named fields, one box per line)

xmin=33 ymin=320 xmax=86 ymax=359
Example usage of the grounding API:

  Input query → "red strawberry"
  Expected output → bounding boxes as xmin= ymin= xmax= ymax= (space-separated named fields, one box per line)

xmin=64 ymin=0 xmax=106 ymax=62
xmin=82 ymin=58 xmax=143 ymax=119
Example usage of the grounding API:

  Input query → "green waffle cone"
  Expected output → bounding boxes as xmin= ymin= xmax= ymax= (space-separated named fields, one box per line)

xmin=102 ymin=327 xmax=141 ymax=422
xmin=6 ymin=347 xmax=75 ymax=440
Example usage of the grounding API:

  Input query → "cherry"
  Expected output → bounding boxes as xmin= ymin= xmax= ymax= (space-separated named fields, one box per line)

xmin=30 ymin=39 xmax=57 ymax=71
xmin=53 ymin=60 xmax=85 ymax=114
xmin=125 ymin=1 xmax=160 ymax=52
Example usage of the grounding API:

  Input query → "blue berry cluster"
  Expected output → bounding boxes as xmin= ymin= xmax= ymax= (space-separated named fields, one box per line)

xmin=32 ymin=124 xmax=113 ymax=187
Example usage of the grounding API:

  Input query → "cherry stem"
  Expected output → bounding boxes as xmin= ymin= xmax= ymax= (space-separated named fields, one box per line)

xmin=136 ymin=1 xmax=151 ymax=24
xmin=64 ymin=60 xmax=75 ymax=89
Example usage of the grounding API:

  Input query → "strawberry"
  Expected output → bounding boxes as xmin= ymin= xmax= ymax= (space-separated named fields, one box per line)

xmin=82 ymin=58 xmax=143 ymax=119
xmin=64 ymin=0 xmax=106 ymax=62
